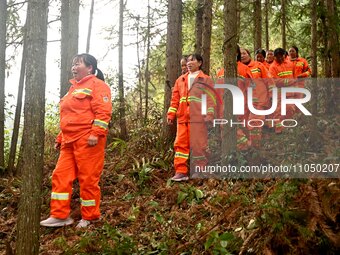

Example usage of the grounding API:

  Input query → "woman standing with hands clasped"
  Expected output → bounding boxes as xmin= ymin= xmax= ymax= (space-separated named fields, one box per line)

xmin=40 ymin=53 xmax=112 ymax=228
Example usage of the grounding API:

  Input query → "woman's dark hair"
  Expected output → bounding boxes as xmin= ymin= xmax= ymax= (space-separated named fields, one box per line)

xmin=255 ymin=48 xmax=266 ymax=58
xmin=187 ymin=53 xmax=203 ymax=69
xmin=73 ymin=53 xmax=105 ymax=81
xmin=291 ymin=45 xmax=299 ymax=57
xmin=274 ymin=48 xmax=286 ymax=56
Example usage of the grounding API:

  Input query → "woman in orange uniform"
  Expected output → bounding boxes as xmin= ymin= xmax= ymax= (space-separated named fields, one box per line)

xmin=216 ymin=46 xmax=253 ymax=150
xmin=255 ymin=48 xmax=270 ymax=70
xmin=167 ymin=54 xmax=217 ymax=181
xmin=180 ymin=55 xmax=188 ymax=75
xmin=40 ymin=53 xmax=112 ymax=228
xmin=269 ymin=48 xmax=295 ymax=133
xmin=265 ymin=49 xmax=274 ymax=69
xmin=240 ymin=48 xmax=274 ymax=147
xmin=288 ymin=46 xmax=311 ymax=98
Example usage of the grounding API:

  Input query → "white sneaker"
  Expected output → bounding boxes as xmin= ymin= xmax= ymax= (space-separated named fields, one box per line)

xmin=171 ymin=173 xmax=189 ymax=182
xmin=40 ymin=217 xmax=74 ymax=227
xmin=76 ymin=219 xmax=91 ymax=228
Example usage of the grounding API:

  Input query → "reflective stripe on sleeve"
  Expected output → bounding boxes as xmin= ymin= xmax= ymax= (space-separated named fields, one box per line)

xmin=251 ymin=68 xmax=261 ymax=74
xmin=93 ymin=119 xmax=109 ymax=129
xmin=168 ymin=107 xmax=177 ymax=113
xmin=277 ymin=71 xmax=293 ymax=77
xmin=187 ymin=96 xmax=202 ymax=103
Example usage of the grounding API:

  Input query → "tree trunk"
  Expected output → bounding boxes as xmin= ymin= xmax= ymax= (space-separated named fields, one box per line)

xmin=265 ymin=0 xmax=269 ymax=50
xmin=310 ymin=0 xmax=318 ymax=114
xmin=7 ymin=27 xmax=27 ymax=175
xmin=144 ymin=0 xmax=151 ymax=122
xmin=135 ymin=15 xmax=143 ymax=121
xmin=0 ymin=0 xmax=7 ymax=169
xmin=326 ymin=0 xmax=340 ymax=77
xmin=86 ymin=0 xmax=95 ymax=53
xmin=195 ymin=0 xmax=204 ymax=54
xmin=15 ymin=0 xmax=48 ymax=254
xmin=236 ymin=0 xmax=241 ymax=43
xmin=163 ymin=0 xmax=182 ymax=142
xmin=311 ymin=0 xmax=318 ymax=78
xmin=60 ymin=0 xmax=79 ymax=98
xmin=320 ymin=0 xmax=331 ymax=78
xmin=201 ymin=0 xmax=212 ymax=75
xmin=324 ymin=0 xmax=338 ymax=114
xmin=320 ymin=0 xmax=332 ymax=113
xmin=222 ymin=0 xmax=237 ymax=160
xmin=254 ymin=0 xmax=262 ymax=51
xmin=281 ymin=0 xmax=286 ymax=49
xmin=118 ymin=0 xmax=127 ymax=139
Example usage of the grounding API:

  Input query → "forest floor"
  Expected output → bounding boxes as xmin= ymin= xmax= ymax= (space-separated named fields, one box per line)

xmin=0 ymin=113 xmax=339 ymax=255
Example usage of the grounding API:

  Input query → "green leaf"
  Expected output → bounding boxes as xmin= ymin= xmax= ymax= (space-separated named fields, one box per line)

xmin=220 ymin=240 xmax=228 ymax=248
xmin=154 ymin=212 xmax=164 ymax=223
xmin=204 ymin=236 xmax=215 ymax=250
xmin=220 ymin=232 xmax=234 ymax=241
xmin=195 ymin=189 xmax=204 ymax=199
xmin=177 ymin=191 xmax=188 ymax=204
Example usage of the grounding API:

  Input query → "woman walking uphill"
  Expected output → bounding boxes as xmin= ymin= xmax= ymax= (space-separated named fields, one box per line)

xmin=40 ymin=54 xmax=112 ymax=228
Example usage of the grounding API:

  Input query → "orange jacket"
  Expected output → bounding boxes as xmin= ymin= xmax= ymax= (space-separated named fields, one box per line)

xmin=216 ymin=62 xmax=253 ymax=94
xmin=215 ymin=62 xmax=253 ymax=118
xmin=56 ymin=75 xmax=112 ymax=144
xmin=263 ymin=61 xmax=272 ymax=70
xmin=269 ymin=59 xmax=295 ymax=87
xmin=289 ymin=57 xmax=311 ymax=78
xmin=167 ymin=71 xmax=217 ymax=123
xmin=247 ymin=60 xmax=275 ymax=104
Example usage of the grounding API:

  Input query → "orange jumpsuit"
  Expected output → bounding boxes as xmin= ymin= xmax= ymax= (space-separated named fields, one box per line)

xmin=216 ymin=62 xmax=253 ymax=150
xmin=269 ymin=60 xmax=295 ymax=133
xmin=289 ymin=57 xmax=311 ymax=98
xmin=246 ymin=60 xmax=275 ymax=147
xmin=51 ymin=74 xmax=112 ymax=220
xmin=167 ymin=71 xmax=216 ymax=175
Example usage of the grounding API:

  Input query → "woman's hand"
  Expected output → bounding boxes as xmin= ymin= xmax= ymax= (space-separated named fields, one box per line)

xmin=54 ymin=142 xmax=61 ymax=150
xmin=88 ymin=134 xmax=99 ymax=146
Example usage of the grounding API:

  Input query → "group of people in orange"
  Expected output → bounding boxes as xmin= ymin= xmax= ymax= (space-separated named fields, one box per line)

xmin=168 ymin=46 xmax=311 ymax=181
xmin=38 ymin=46 xmax=312 ymax=228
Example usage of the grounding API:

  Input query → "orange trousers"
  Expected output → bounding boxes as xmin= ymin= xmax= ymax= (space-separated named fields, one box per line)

xmin=174 ymin=122 xmax=208 ymax=174
xmin=248 ymin=108 xmax=265 ymax=148
xmin=270 ymin=95 xmax=296 ymax=133
xmin=50 ymin=134 xmax=106 ymax=220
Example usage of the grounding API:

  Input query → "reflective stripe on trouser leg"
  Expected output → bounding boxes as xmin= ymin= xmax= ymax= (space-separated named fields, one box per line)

xmin=270 ymin=96 xmax=284 ymax=133
xmin=74 ymin=134 xmax=106 ymax=221
xmin=190 ymin=122 xmax=208 ymax=172
xmin=50 ymin=142 xmax=77 ymax=219
xmin=237 ymin=128 xmax=249 ymax=150
xmin=174 ymin=123 xmax=190 ymax=174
